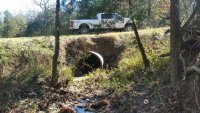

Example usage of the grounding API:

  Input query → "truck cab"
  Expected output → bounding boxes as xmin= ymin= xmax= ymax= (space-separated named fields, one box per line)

xmin=97 ymin=13 xmax=126 ymax=29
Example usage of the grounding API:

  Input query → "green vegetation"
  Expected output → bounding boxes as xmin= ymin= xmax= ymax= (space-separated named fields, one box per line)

xmin=0 ymin=28 xmax=170 ymax=112
xmin=0 ymin=0 xmax=191 ymax=38
xmin=0 ymin=0 xmax=199 ymax=112
xmin=0 ymin=38 xmax=68 ymax=111
xmin=77 ymin=29 xmax=170 ymax=93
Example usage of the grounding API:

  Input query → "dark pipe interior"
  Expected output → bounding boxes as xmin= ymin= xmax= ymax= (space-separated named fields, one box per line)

xmin=82 ymin=53 xmax=102 ymax=75
xmin=75 ymin=53 xmax=103 ymax=76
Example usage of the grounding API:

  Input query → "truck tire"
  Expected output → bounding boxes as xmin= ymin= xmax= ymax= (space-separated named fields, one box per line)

xmin=79 ymin=26 xmax=89 ymax=34
xmin=125 ymin=25 xmax=133 ymax=31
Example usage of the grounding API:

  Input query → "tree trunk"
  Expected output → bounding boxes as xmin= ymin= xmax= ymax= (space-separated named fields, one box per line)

xmin=148 ymin=0 xmax=151 ymax=18
xmin=132 ymin=20 xmax=150 ymax=68
xmin=51 ymin=0 xmax=60 ymax=85
xmin=170 ymin=0 xmax=181 ymax=85
xmin=194 ymin=0 xmax=200 ymax=24
xmin=0 ymin=55 xmax=2 ymax=80
xmin=128 ymin=0 xmax=150 ymax=68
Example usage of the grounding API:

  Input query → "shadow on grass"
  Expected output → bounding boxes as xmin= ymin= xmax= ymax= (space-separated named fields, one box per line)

xmin=0 ymin=67 xmax=44 ymax=112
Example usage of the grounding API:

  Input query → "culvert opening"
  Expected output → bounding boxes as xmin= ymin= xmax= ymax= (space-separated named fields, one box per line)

xmin=74 ymin=51 xmax=104 ymax=76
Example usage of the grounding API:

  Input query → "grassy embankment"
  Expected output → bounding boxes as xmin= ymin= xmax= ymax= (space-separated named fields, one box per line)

xmin=0 ymin=27 xmax=170 ymax=112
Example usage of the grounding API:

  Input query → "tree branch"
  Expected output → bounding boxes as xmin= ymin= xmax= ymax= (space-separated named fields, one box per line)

xmin=181 ymin=1 xmax=200 ymax=30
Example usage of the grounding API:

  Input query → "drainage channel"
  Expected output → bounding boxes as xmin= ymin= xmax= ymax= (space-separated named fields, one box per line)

xmin=73 ymin=99 xmax=94 ymax=113
xmin=72 ymin=51 xmax=104 ymax=112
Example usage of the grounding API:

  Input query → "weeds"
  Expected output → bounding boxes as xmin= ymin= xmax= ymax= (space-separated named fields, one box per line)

xmin=0 ymin=38 xmax=74 ymax=112
xmin=0 ymin=28 xmax=171 ymax=112
xmin=79 ymin=30 xmax=170 ymax=95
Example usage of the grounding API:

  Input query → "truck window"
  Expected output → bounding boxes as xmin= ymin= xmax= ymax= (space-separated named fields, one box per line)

xmin=112 ymin=14 xmax=122 ymax=20
xmin=112 ymin=14 xmax=117 ymax=20
xmin=102 ymin=14 xmax=113 ymax=19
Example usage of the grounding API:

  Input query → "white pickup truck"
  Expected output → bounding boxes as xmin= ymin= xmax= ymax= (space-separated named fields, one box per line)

xmin=69 ymin=13 xmax=133 ymax=34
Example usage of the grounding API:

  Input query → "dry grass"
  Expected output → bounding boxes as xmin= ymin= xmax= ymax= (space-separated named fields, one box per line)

xmin=0 ymin=27 xmax=171 ymax=112
xmin=0 ymin=27 xmax=168 ymax=42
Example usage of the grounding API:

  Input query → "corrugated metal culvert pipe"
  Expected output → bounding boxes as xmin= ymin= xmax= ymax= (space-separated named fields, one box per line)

xmin=75 ymin=51 xmax=104 ymax=76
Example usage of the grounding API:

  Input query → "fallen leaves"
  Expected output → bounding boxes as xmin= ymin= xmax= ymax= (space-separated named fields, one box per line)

xmin=59 ymin=106 xmax=75 ymax=113
xmin=90 ymin=100 xmax=108 ymax=109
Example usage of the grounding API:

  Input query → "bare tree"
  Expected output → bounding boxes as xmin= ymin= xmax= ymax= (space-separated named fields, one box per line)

xmin=0 ymin=55 xmax=2 ymax=80
xmin=148 ymin=0 xmax=151 ymax=18
xmin=170 ymin=0 xmax=181 ymax=85
xmin=33 ymin=0 xmax=54 ymax=35
xmin=128 ymin=0 xmax=150 ymax=68
xmin=182 ymin=1 xmax=200 ymax=29
xmin=194 ymin=0 xmax=200 ymax=24
xmin=51 ymin=0 xmax=60 ymax=85
xmin=132 ymin=21 xmax=150 ymax=68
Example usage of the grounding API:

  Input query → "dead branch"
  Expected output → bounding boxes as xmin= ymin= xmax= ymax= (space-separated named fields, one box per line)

xmin=33 ymin=0 xmax=51 ymax=11
xmin=33 ymin=0 xmax=54 ymax=35
xmin=160 ymin=52 xmax=171 ymax=57
xmin=181 ymin=1 xmax=200 ymax=30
